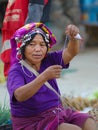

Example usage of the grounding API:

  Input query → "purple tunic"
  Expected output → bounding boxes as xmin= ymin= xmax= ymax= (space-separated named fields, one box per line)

xmin=7 ymin=50 xmax=69 ymax=117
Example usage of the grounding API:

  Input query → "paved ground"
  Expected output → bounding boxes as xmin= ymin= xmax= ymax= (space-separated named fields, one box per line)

xmin=58 ymin=47 xmax=98 ymax=98
xmin=0 ymin=47 xmax=98 ymax=108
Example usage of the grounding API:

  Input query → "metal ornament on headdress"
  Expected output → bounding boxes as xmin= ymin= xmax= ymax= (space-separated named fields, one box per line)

xmin=13 ymin=22 xmax=57 ymax=60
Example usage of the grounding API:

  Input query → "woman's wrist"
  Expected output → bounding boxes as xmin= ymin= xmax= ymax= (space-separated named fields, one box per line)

xmin=69 ymin=37 xmax=79 ymax=42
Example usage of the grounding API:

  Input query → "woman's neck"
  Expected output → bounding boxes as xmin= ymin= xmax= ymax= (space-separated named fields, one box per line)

xmin=24 ymin=59 xmax=41 ymax=71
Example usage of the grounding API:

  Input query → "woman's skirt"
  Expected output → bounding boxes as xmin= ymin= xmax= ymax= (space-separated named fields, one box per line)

xmin=11 ymin=105 xmax=91 ymax=130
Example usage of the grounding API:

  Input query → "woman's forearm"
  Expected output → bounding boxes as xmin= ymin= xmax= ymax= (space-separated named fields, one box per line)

xmin=14 ymin=72 xmax=47 ymax=102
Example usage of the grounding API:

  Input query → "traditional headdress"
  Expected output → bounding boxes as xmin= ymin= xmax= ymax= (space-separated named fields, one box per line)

xmin=10 ymin=22 xmax=56 ymax=64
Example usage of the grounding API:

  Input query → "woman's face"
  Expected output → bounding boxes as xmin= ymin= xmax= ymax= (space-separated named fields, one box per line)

xmin=24 ymin=34 xmax=47 ymax=65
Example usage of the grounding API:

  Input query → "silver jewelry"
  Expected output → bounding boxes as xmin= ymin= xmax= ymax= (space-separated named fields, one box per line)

xmin=20 ymin=61 xmax=34 ymax=77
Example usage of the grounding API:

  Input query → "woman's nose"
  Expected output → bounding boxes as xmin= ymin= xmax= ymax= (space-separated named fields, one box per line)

xmin=34 ymin=44 xmax=41 ymax=51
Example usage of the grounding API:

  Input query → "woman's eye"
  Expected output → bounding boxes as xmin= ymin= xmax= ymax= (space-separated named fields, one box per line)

xmin=29 ymin=43 xmax=35 ymax=46
xmin=41 ymin=42 xmax=46 ymax=46
xmin=28 ymin=42 xmax=46 ymax=47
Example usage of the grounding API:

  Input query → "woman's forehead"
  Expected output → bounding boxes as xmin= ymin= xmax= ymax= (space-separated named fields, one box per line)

xmin=31 ymin=34 xmax=46 ymax=42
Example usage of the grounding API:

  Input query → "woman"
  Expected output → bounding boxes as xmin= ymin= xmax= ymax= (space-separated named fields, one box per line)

xmin=7 ymin=22 xmax=96 ymax=130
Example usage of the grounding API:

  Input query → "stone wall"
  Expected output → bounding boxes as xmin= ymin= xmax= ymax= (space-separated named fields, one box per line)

xmin=50 ymin=0 xmax=98 ymax=48
xmin=50 ymin=0 xmax=85 ymax=50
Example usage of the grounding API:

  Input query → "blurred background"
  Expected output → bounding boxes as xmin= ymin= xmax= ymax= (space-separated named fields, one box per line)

xmin=0 ymin=0 xmax=98 ymax=49
xmin=0 ymin=0 xmax=98 ymax=114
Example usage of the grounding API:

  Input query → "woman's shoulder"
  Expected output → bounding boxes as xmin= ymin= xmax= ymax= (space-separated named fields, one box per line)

xmin=44 ymin=50 xmax=63 ymax=65
xmin=7 ymin=62 xmax=24 ymax=78
xmin=9 ymin=62 xmax=22 ymax=72
xmin=47 ymin=50 xmax=63 ymax=57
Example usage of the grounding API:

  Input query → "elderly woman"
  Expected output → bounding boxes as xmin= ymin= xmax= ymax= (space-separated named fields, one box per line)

xmin=7 ymin=23 xmax=96 ymax=130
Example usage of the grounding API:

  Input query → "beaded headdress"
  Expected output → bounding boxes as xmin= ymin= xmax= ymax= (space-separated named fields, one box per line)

xmin=10 ymin=22 xmax=56 ymax=63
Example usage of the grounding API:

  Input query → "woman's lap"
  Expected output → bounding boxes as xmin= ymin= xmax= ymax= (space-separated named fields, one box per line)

xmin=11 ymin=105 xmax=91 ymax=130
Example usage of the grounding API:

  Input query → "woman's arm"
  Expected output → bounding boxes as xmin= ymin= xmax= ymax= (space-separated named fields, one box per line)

xmin=62 ymin=24 xmax=80 ymax=64
xmin=14 ymin=65 xmax=62 ymax=102
xmin=14 ymin=72 xmax=48 ymax=102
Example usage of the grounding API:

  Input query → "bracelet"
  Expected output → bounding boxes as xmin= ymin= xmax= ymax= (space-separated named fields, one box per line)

xmin=69 ymin=38 xmax=79 ymax=42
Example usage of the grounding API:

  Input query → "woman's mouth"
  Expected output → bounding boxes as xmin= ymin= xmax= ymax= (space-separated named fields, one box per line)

xmin=32 ymin=54 xmax=42 ymax=59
